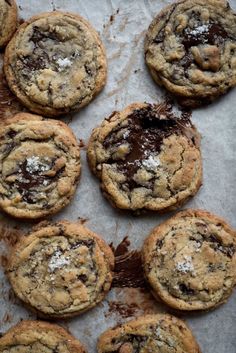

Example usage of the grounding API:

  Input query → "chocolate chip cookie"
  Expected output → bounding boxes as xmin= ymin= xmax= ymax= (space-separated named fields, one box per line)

xmin=142 ymin=209 xmax=236 ymax=311
xmin=4 ymin=11 xmax=107 ymax=117
xmin=0 ymin=112 xmax=80 ymax=219
xmin=0 ymin=0 xmax=17 ymax=48
xmin=8 ymin=221 xmax=114 ymax=318
xmin=145 ymin=0 xmax=236 ymax=107
xmin=97 ymin=314 xmax=201 ymax=353
xmin=0 ymin=320 xmax=87 ymax=353
xmin=87 ymin=102 xmax=202 ymax=212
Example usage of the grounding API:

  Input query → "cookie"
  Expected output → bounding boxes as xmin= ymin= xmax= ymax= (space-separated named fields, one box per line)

xmin=0 ymin=0 xmax=18 ymax=48
xmin=8 ymin=221 xmax=114 ymax=318
xmin=4 ymin=11 xmax=107 ymax=117
xmin=0 ymin=320 xmax=87 ymax=353
xmin=142 ymin=209 xmax=236 ymax=311
xmin=87 ymin=102 xmax=202 ymax=212
xmin=145 ymin=0 xmax=236 ymax=107
xmin=97 ymin=314 xmax=201 ymax=353
xmin=0 ymin=112 xmax=80 ymax=219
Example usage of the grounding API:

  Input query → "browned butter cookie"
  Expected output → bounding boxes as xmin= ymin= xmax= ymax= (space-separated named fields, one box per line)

xmin=142 ymin=209 xmax=236 ymax=311
xmin=0 ymin=112 xmax=80 ymax=219
xmin=0 ymin=0 xmax=17 ymax=48
xmin=87 ymin=102 xmax=202 ymax=212
xmin=145 ymin=0 xmax=236 ymax=107
xmin=4 ymin=11 xmax=107 ymax=116
xmin=8 ymin=221 xmax=114 ymax=318
xmin=97 ymin=314 xmax=201 ymax=353
xmin=0 ymin=320 xmax=87 ymax=353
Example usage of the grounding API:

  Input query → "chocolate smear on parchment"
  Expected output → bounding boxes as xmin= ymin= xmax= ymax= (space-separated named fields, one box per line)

xmin=0 ymin=222 xmax=23 ymax=270
xmin=111 ymin=236 xmax=146 ymax=288
xmin=0 ymin=72 xmax=24 ymax=121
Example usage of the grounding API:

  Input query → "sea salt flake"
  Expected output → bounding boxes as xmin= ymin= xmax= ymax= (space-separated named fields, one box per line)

xmin=56 ymin=57 xmax=72 ymax=71
xmin=26 ymin=156 xmax=50 ymax=174
xmin=142 ymin=155 xmax=160 ymax=171
xmin=188 ymin=24 xmax=209 ymax=36
xmin=123 ymin=130 xmax=130 ymax=139
xmin=48 ymin=250 xmax=70 ymax=272
xmin=176 ymin=255 xmax=194 ymax=273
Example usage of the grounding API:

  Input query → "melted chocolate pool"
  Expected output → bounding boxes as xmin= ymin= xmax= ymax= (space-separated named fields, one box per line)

xmin=13 ymin=157 xmax=64 ymax=204
xmin=103 ymin=103 xmax=193 ymax=187
xmin=182 ymin=23 xmax=228 ymax=50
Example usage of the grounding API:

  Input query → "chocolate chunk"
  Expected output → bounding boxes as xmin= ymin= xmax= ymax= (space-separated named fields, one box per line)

xmin=78 ymin=274 xmax=88 ymax=283
xmin=7 ymin=130 xmax=17 ymax=139
xmin=103 ymin=103 xmax=192 ymax=185
xmin=208 ymin=234 xmax=236 ymax=258
xmin=21 ymin=54 xmax=48 ymax=71
xmin=5 ymin=0 xmax=12 ymax=6
xmin=156 ymin=239 xmax=164 ymax=250
xmin=182 ymin=23 xmax=228 ymax=50
xmin=30 ymin=26 xmax=60 ymax=45
xmin=71 ymin=239 xmax=94 ymax=249
xmin=3 ymin=141 xmax=16 ymax=155
xmin=154 ymin=29 xmax=165 ymax=44
xmin=179 ymin=283 xmax=195 ymax=295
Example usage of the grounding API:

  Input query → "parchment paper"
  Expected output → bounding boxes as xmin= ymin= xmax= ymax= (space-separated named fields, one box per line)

xmin=0 ymin=1 xmax=236 ymax=352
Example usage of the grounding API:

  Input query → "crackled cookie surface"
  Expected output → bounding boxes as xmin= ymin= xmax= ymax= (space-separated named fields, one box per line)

xmin=97 ymin=314 xmax=201 ymax=353
xmin=0 ymin=113 xmax=80 ymax=219
xmin=0 ymin=320 xmax=87 ymax=353
xmin=8 ymin=221 xmax=114 ymax=318
xmin=145 ymin=0 xmax=236 ymax=107
xmin=87 ymin=103 xmax=202 ymax=212
xmin=4 ymin=11 xmax=107 ymax=116
xmin=142 ymin=209 xmax=236 ymax=311
xmin=0 ymin=0 xmax=17 ymax=48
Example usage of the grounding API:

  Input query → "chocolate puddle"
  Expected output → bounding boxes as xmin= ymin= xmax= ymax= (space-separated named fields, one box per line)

xmin=103 ymin=101 xmax=194 ymax=186
xmin=0 ymin=72 xmax=24 ymax=120
xmin=111 ymin=237 xmax=146 ymax=288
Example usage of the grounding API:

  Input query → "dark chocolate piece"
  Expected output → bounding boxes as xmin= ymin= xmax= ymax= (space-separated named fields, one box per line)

xmin=103 ymin=103 xmax=193 ymax=186
xmin=182 ymin=23 xmax=228 ymax=50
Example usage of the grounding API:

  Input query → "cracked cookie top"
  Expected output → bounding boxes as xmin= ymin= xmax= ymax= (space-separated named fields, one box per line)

xmin=0 ymin=112 xmax=80 ymax=219
xmin=0 ymin=320 xmax=87 ymax=353
xmin=87 ymin=102 xmax=202 ymax=212
xmin=0 ymin=0 xmax=17 ymax=47
xmin=97 ymin=314 xmax=201 ymax=353
xmin=142 ymin=209 xmax=236 ymax=311
xmin=8 ymin=221 xmax=114 ymax=318
xmin=4 ymin=11 xmax=107 ymax=116
xmin=145 ymin=0 xmax=236 ymax=107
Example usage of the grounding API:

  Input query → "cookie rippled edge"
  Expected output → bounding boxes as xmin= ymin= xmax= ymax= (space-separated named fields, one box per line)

xmin=87 ymin=102 xmax=202 ymax=212
xmin=4 ymin=11 xmax=107 ymax=116
xmin=0 ymin=0 xmax=18 ymax=48
xmin=97 ymin=314 xmax=201 ymax=353
xmin=145 ymin=0 xmax=236 ymax=107
xmin=7 ymin=220 xmax=114 ymax=318
xmin=0 ymin=320 xmax=87 ymax=353
xmin=142 ymin=209 xmax=236 ymax=311
xmin=0 ymin=112 xmax=81 ymax=219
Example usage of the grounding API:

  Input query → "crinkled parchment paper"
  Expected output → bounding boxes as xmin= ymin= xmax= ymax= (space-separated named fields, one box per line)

xmin=0 ymin=1 xmax=236 ymax=352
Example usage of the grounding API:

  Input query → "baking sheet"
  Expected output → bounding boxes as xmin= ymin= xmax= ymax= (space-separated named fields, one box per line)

xmin=0 ymin=0 xmax=236 ymax=352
